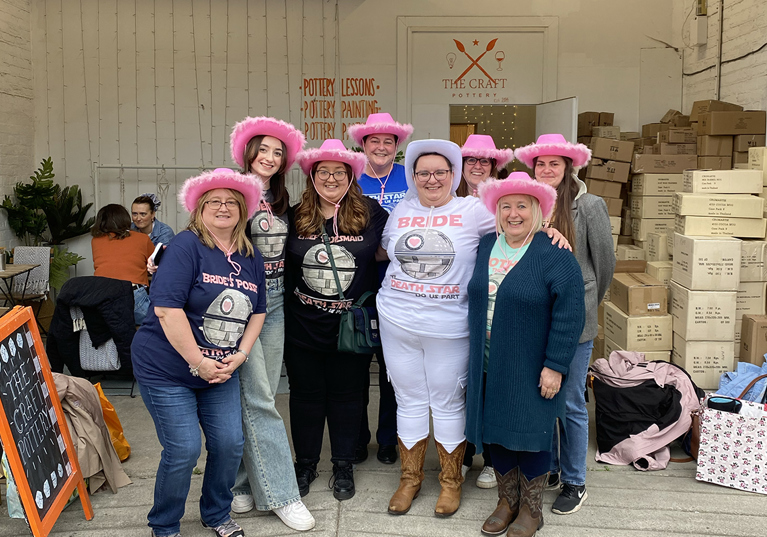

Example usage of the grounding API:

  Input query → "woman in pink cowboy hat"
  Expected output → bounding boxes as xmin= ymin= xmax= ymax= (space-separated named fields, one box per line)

xmin=227 ymin=117 xmax=314 ymax=530
xmin=515 ymin=133 xmax=615 ymax=516
xmin=456 ymin=134 xmax=515 ymax=198
xmin=346 ymin=112 xmax=413 ymax=465
xmin=132 ymin=168 xmax=266 ymax=537
xmin=466 ymin=171 xmax=585 ymax=537
xmin=284 ymin=139 xmax=388 ymax=502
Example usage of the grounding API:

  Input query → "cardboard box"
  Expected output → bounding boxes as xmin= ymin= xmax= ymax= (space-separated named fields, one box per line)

xmin=698 ymin=111 xmax=767 ymax=135
xmin=603 ymin=196 xmax=623 ymax=217
xmin=733 ymin=134 xmax=765 ymax=152
xmin=673 ymin=193 xmax=764 ymax=218
xmin=621 ymin=209 xmax=633 ymax=235
xmin=585 ymin=179 xmax=622 ymax=198
xmin=632 ymin=218 xmax=673 ymax=242
xmin=617 ymin=234 xmax=633 ymax=246
xmin=592 ymin=331 xmax=605 ymax=364
xmin=733 ymin=151 xmax=749 ymax=165
xmin=674 ymin=215 xmax=767 ymax=238
xmin=682 ymin=169 xmax=763 ymax=194
xmin=646 ymin=232 xmax=670 ymax=262
xmin=672 ymin=335 xmax=735 ymax=390
xmin=689 ymin=99 xmax=743 ymax=122
xmin=631 ymin=154 xmax=697 ymax=174
xmin=631 ymin=173 xmax=684 ymax=195
xmin=621 ymin=131 xmax=641 ymax=141
xmin=749 ymin=147 xmax=767 ymax=186
xmin=615 ymin=260 xmax=647 ymax=273
xmin=604 ymin=337 xmax=670 ymax=362
xmin=672 ymin=234 xmax=741 ymax=290
xmin=735 ymin=318 xmax=742 ymax=358
xmin=669 ymin=281 xmax=737 ymax=340
xmin=616 ymin=244 xmax=645 ymax=261
xmin=631 ymin=196 xmax=674 ymax=219
xmin=610 ymin=273 xmax=667 ymax=316
xmin=592 ymin=126 xmax=620 ymax=140
xmin=671 ymin=115 xmax=692 ymax=128
xmin=658 ymin=128 xmax=696 ymax=144
xmin=642 ymin=123 xmax=667 ymax=138
xmin=697 ymin=135 xmax=734 ymax=156
xmin=661 ymin=109 xmax=682 ymax=123
xmin=612 ymin=233 xmax=618 ymax=252
xmin=697 ymin=156 xmax=732 ymax=170
xmin=585 ymin=159 xmax=631 ymax=183
xmin=657 ymin=143 xmax=697 ymax=155
xmin=647 ymin=260 xmax=673 ymax=285
xmin=603 ymin=301 xmax=673 ymax=351
xmin=739 ymin=314 xmax=767 ymax=365
xmin=590 ymin=137 xmax=635 ymax=163
xmin=736 ymin=281 xmax=767 ymax=318
xmin=740 ymin=240 xmax=767 ymax=282
xmin=599 ymin=112 xmax=614 ymax=126
xmin=578 ymin=112 xmax=600 ymax=138
xmin=609 ymin=216 xmax=621 ymax=235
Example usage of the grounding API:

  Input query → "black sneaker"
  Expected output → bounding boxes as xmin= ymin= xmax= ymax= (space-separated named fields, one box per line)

xmin=352 ymin=444 xmax=368 ymax=464
xmin=377 ymin=444 xmax=398 ymax=464
xmin=551 ymin=483 xmax=587 ymax=515
xmin=295 ymin=462 xmax=318 ymax=498
xmin=329 ymin=461 xmax=355 ymax=500
xmin=546 ymin=471 xmax=561 ymax=490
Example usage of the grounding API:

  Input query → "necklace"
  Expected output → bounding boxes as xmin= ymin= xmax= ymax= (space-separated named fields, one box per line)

xmin=368 ymin=162 xmax=394 ymax=205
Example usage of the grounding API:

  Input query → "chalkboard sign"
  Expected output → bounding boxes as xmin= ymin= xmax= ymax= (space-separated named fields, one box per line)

xmin=0 ymin=306 xmax=93 ymax=536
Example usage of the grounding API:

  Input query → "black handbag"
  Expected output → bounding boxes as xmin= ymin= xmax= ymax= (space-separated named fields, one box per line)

xmin=321 ymin=230 xmax=382 ymax=354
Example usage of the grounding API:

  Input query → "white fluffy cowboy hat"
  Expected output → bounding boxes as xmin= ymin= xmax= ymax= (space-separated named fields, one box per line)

xmin=403 ymin=139 xmax=464 ymax=195
xmin=347 ymin=112 xmax=414 ymax=147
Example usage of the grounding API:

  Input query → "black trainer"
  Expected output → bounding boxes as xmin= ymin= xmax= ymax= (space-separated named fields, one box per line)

xmin=377 ymin=444 xmax=398 ymax=464
xmin=295 ymin=461 xmax=318 ymax=497
xmin=546 ymin=471 xmax=561 ymax=491
xmin=551 ymin=483 xmax=587 ymax=515
xmin=329 ymin=461 xmax=355 ymax=500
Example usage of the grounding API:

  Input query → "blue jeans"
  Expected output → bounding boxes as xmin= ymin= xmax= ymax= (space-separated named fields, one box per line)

xmin=134 ymin=286 xmax=150 ymax=325
xmin=139 ymin=378 xmax=244 ymax=537
xmin=551 ymin=339 xmax=593 ymax=487
xmin=232 ymin=291 xmax=300 ymax=510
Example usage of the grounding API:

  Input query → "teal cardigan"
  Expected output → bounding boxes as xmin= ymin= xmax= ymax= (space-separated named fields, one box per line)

xmin=465 ymin=232 xmax=585 ymax=452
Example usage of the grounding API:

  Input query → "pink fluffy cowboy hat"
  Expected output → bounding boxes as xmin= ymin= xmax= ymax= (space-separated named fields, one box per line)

xmin=179 ymin=168 xmax=263 ymax=219
xmin=346 ymin=112 xmax=414 ymax=147
xmin=514 ymin=133 xmax=592 ymax=169
xmin=478 ymin=171 xmax=558 ymax=221
xmin=296 ymin=139 xmax=368 ymax=179
xmin=461 ymin=134 xmax=515 ymax=168
xmin=229 ymin=116 xmax=307 ymax=171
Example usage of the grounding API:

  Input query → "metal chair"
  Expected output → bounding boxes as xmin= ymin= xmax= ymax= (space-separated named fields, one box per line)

xmin=12 ymin=246 xmax=51 ymax=332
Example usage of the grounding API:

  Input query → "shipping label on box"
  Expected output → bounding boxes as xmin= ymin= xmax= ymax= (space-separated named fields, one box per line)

xmin=585 ymin=159 xmax=631 ymax=183
xmin=632 ymin=218 xmax=673 ymax=242
xmin=675 ymin=215 xmax=767 ymax=238
xmin=736 ymin=281 xmax=767 ymax=318
xmin=740 ymin=240 xmax=767 ymax=282
xmin=609 ymin=272 xmax=667 ymax=316
xmin=697 ymin=135 xmax=734 ymax=156
xmin=669 ymin=281 xmax=737 ymax=341
xmin=671 ymin=334 xmax=735 ymax=390
xmin=585 ymin=179 xmax=622 ymax=199
xmin=592 ymin=126 xmax=620 ymax=140
xmin=672 ymin=234 xmax=741 ymax=290
xmin=609 ymin=216 xmax=621 ymax=235
xmin=749 ymin=147 xmax=767 ymax=186
xmin=734 ymin=134 xmax=766 ymax=152
xmin=616 ymin=244 xmax=645 ymax=261
xmin=738 ymin=314 xmax=767 ymax=365
xmin=647 ymin=260 xmax=673 ymax=285
xmin=603 ymin=301 xmax=673 ymax=351
xmin=604 ymin=336 xmax=670 ymax=362
xmin=673 ymin=193 xmax=764 ymax=218
xmin=646 ymin=232 xmax=669 ymax=262
xmin=698 ymin=156 xmax=732 ymax=170
xmin=631 ymin=196 xmax=675 ymax=219
xmin=658 ymin=143 xmax=697 ymax=155
xmin=658 ymin=128 xmax=696 ymax=144
xmin=682 ymin=169 xmax=763 ymax=194
xmin=698 ymin=111 xmax=767 ymax=136
xmin=631 ymin=154 xmax=697 ymax=174
xmin=631 ymin=173 xmax=684 ymax=195
xmin=690 ymin=99 xmax=743 ymax=122
xmin=590 ymin=137 xmax=635 ymax=163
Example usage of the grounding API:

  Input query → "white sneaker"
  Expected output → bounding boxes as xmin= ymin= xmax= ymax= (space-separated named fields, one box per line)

xmin=274 ymin=500 xmax=316 ymax=531
xmin=476 ymin=466 xmax=497 ymax=489
xmin=461 ymin=464 xmax=471 ymax=479
xmin=230 ymin=494 xmax=255 ymax=514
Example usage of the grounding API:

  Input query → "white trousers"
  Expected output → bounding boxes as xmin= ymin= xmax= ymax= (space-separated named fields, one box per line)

xmin=380 ymin=318 xmax=469 ymax=453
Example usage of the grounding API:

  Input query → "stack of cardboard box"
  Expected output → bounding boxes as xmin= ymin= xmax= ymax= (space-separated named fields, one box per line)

xmin=629 ymin=173 xmax=685 ymax=257
xmin=751 ymin=146 xmax=767 ymax=207
xmin=670 ymin=234 xmax=740 ymax=389
xmin=736 ymin=240 xmax=767 ymax=360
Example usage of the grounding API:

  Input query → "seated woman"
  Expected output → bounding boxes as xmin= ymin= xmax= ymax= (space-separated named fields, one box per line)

xmin=131 ymin=193 xmax=175 ymax=245
xmin=91 ymin=204 xmax=155 ymax=324
xmin=466 ymin=172 xmax=585 ymax=537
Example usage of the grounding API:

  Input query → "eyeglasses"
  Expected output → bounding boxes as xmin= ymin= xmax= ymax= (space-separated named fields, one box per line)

xmin=466 ymin=157 xmax=492 ymax=167
xmin=414 ymin=169 xmax=451 ymax=182
xmin=315 ymin=170 xmax=348 ymax=181
xmin=205 ymin=200 xmax=240 ymax=210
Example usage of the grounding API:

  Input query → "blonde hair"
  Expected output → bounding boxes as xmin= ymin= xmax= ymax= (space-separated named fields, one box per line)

xmin=187 ymin=188 xmax=255 ymax=257
xmin=495 ymin=194 xmax=544 ymax=236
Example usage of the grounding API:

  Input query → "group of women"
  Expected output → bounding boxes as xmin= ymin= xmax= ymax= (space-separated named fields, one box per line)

xmin=126 ymin=111 xmax=615 ymax=537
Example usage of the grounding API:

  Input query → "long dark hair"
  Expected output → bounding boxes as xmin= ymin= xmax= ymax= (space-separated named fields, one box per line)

xmin=456 ymin=157 xmax=498 ymax=198
xmin=92 ymin=204 xmax=132 ymax=239
xmin=241 ymin=134 xmax=290 ymax=216
xmin=533 ymin=156 xmax=578 ymax=252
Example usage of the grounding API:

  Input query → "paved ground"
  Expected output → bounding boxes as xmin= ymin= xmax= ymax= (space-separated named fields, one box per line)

xmin=1 ymin=383 xmax=765 ymax=537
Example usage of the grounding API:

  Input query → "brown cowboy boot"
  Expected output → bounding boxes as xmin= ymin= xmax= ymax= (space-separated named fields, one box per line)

xmin=388 ymin=437 xmax=429 ymax=515
xmin=481 ymin=467 xmax=519 ymax=535
xmin=434 ymin=439 xmax=467 ymax=517
xmin=507 ymin=472 xmax=547 ymax=537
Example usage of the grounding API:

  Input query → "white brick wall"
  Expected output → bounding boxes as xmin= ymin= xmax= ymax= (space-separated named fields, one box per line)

xmin=0 ymin=0 xmax=34 ymax=248
xmin=682 ymin=0 xmax=767 ymax=112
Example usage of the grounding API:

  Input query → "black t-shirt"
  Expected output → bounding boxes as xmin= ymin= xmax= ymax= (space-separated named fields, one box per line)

xmin=284 ymin=197 xmax=388 ymax=349
xmin=246 ymin=189 xmax=290 ymax=293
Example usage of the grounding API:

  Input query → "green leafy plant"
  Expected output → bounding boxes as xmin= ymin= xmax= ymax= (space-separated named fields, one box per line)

xmin=46 ymin=185 xmax=95 ymax=245
xmin=1 ymin=157 xmax=57 ymax=245
xmin=49 ymin=247 xmax=85 ymax=291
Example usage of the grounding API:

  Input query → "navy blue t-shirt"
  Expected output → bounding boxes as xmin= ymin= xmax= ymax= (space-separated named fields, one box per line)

xmin=132 ymin=230 xmax=267 ymax=388
xmin=357 ymin=162 xmax=408 ymax=214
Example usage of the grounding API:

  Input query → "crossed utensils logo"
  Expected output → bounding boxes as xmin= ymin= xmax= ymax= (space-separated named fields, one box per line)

xmin=448 ymin=38 xmax=504 ymax=83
